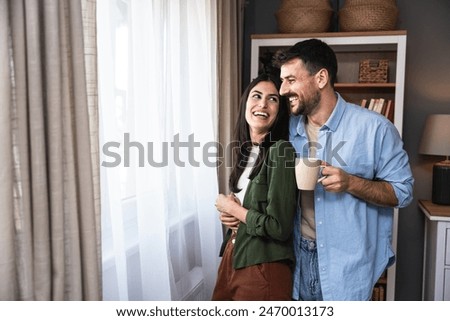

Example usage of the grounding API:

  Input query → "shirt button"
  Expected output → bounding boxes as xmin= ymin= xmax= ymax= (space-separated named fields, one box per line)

xmin=318 ymin=221 xmax=322 ymax=225
xmin=320 ymin=243 xmax=324 ymax=248
xmin=317 ymin=197 xmax=321 ymax=201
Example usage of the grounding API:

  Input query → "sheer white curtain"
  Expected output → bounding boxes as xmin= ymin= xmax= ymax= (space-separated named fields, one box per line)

xmin=97 ymin=0 xmax=221 ymax=300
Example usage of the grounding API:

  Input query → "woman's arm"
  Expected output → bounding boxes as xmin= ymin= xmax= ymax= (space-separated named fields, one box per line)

xmin=244 ymin=141 xmax=298 ymax=241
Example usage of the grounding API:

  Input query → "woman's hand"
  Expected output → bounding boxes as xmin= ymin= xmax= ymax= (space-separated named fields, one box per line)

xmin=219 ymin=212 xmax=240 ymax=230
xmin=215 ymin=193 xmax=239 ymax=213
xmin=215 ymin=193 xmax=247 ymax=226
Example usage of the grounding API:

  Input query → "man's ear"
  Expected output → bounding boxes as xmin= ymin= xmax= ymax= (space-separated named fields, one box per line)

xmin=316 ymin=68 xmax=329 ymax=89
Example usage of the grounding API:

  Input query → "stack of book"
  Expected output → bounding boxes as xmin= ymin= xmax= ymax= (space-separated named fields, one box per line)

xmin=371 ymin=284 xmax=386 ymax=301
xmin=371 ymin=270 xmax=387 ymax=301
xmin=359 ymin=98 xmax=394 ymax=122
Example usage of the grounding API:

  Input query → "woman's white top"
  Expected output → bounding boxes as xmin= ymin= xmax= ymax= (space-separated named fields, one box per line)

xmin=235 ymin=145 xmax=260 ymax=205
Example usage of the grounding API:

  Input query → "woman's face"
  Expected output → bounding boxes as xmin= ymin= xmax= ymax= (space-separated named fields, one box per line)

xmin=245 ymin=80 xmax=280 ymax=143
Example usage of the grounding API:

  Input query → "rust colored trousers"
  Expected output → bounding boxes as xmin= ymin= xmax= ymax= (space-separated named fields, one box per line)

xmin=211 ymin=234 xmax=292 ymax=301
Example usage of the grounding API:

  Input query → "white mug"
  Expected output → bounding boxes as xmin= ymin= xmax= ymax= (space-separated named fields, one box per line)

xmin=295 ymin=157 xmax=325 ymax=190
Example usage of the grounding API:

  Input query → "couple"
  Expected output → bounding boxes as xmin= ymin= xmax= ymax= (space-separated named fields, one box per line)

xmin=212 ymin=39 xmax=414 ymax=301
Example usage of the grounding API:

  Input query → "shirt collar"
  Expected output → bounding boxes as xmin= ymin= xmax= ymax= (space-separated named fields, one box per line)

xmin=289 ymin=92 xmax=346 ymax=137
xmin=323 ymin=92 xmax=346 ymax=132
xmin=289 ymin=114 xmax=305 ymax=138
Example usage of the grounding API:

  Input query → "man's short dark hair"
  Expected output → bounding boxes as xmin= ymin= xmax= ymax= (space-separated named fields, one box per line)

xmin=273 ymin=38 xmax=338 ymax=86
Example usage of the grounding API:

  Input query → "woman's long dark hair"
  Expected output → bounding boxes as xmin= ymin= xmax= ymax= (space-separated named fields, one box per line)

xmin=229 ymin=72 xmax=290 ymax=193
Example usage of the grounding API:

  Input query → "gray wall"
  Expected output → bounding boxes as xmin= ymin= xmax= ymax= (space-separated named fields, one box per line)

xmin=243 ymin=0 xmax=450 ymax=300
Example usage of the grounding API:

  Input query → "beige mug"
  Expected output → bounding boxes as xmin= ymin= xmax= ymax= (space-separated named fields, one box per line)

xmin=295 ymin=157 xmax=326 ymax=190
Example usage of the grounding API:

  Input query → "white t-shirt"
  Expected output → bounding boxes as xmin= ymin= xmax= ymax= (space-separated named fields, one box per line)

xmin=301 ymin=121 xmax=321 ymax=240
xmin=235 ymin=145 xmax=260 ymax=205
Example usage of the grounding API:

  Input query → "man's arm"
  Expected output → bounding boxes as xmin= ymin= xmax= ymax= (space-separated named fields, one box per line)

xmin=320 ymin=165 xmax=398 ymax=207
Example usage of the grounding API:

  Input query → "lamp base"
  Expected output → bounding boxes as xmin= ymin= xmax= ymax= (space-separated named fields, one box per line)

xmin=432 ymin=161 xmax=450 ymax=205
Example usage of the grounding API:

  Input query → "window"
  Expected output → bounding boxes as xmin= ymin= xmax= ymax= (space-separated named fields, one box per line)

xmin=98 ymin=0 xmax=222 ymax=300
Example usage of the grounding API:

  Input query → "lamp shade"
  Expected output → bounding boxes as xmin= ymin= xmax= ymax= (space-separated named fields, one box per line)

xmin=419 ymin=114 xmax=450 ymax=156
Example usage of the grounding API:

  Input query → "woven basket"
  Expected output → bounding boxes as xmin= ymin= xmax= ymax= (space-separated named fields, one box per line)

xmin=343 ymin=0 xmax=396 ymax=6
xmin=279 ymin=0 xmax=332 ymax=10
xmin=276 ymin=7 xmax=333 ymax=33
xmin=339 ymin=4 xmax=398 ymax=31
xmin=359 ymin=59 xmax=388 ymax=83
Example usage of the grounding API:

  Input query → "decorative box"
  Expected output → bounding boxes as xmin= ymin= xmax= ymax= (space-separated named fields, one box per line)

xmin=359 ymin=59 xmax=388 ymax=83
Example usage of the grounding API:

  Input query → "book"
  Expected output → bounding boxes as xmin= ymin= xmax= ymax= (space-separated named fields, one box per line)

xmin=373 ymin=98 xmax=385 ymax=114
xmin=384 ymin=100 xmax=394 ymax=122
xmin=372 ymin=286 xmax=380 ymax=301
xmin=360 ymin=98 xmax=368 ymax=108
xmin=367 ymin=98 xmax=376 ymax=111
xmin=379 ymin=285 xmax=385 ymax=301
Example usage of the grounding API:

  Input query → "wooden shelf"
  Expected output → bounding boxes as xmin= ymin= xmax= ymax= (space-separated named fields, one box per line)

xmin=335 ymin=82 xmax=396 ymax=89
xmin=419 ymin=199 xmax=450 ymax=220
xmin=251 ymin=30 xmax=407 ymax=40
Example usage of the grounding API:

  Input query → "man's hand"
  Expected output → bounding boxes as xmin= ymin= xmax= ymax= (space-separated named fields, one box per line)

xmin=320 ymin=165 xmax=350 ymax=193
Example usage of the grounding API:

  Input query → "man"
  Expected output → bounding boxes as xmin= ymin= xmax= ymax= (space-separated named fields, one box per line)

xmin=273 ymin=39 xmax=414 ymax=300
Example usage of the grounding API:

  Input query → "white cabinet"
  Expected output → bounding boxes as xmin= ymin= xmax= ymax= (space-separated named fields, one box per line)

xmin=251 ymin=31 xmax=408 ymax=301
xmin=420 ymin=200 xmax=450 ymax=300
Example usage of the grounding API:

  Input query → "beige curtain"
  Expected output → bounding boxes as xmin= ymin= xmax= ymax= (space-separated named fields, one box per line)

xmin=217 ymin=0 xmax=244 ymax=195
xmin=0 ymin=0 xmax=100 ymax=300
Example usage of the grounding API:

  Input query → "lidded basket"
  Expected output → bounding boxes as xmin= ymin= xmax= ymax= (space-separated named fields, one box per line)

xmin=339 ymin=0 xmax=399 ymax=31
xmin=279 ymin=0 xmax=333 ymax=10
xmin=276 ymin=0 xmax=333 ymax=33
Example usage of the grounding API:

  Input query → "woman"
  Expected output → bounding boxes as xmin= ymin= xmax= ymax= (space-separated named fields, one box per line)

xmin=212 ymin=73 xmax=298 ymax=300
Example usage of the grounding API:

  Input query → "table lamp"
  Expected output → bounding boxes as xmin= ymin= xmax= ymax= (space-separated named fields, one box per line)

xmin=419 ymin=114 xmax=450 ymax=205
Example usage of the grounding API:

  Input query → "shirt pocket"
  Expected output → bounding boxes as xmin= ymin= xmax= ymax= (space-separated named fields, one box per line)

xmin=248 ymin=174 xmax=268 ymax=214
xmin=343 ymin=162 xmax=375 ymax=179
xmin=336 ymin=140 xmax=375 ymax=179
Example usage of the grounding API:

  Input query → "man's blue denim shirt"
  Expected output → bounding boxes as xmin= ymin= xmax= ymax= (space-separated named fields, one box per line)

xmin=290 ymin=93 xmax=414 ymax=300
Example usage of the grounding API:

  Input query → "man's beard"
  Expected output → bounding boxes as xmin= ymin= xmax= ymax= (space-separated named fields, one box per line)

xmin=292 ymin=90 xmax=321 ymax=116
